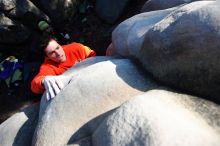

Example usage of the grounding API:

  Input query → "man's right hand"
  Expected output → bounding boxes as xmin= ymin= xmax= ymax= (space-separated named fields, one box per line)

xmin=42 ymin=76 xmax=65 ymax=101
xmin=106 ymin=43 xmax=115 ymax=56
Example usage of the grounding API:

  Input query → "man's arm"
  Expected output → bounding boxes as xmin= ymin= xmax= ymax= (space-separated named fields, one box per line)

xmin=106 ymin=43 xmax=116 ymax=56
xmin=31 ymin=61 xmax=71 ymax=101
xmin=82 ymin=45 xmax=96 ymax=57
xmin=71 ymin=43 xmax=96 ymax=58
xmin=31 ymin=63 xmax=56 ymax=94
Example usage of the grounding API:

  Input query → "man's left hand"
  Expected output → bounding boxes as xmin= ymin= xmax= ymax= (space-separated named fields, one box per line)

xmin=42 ymin=75 xmax=66 ymax=101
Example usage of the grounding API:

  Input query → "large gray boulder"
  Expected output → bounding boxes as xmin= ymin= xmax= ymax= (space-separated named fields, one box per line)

xmin=1 ymin=56 xmax=220 ymax=145
xmin=32 ymin=57 xmax=158 ymax=146
xmin=0 ymin=13 xmax=30 ymax=44
xmin=111 ymin=6 xmax=180 ymax=57
xmin=93 ymin=90 xmax=220 ymax=146
xmin=138 ymin=1 xmax=220 ymax=103
xmin=0 ymin=104 xmax=39 ymax=146
xmin=141 ymin=0 xmax=208 ymax=12
xmin=95 ymin=0 xmax=131 ymax=24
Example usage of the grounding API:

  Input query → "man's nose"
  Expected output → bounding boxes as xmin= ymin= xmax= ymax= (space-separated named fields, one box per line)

xmin=54 ymin=50 xmax=60 ymax=56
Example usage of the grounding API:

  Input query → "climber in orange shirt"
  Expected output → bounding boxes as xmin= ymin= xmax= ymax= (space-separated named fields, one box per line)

xmin=31 ymin=34 xmax=96 ymax=100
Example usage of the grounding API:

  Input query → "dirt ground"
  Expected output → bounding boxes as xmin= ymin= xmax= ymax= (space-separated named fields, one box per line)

xmin=0 ymin=0 xmax=146 ymax=124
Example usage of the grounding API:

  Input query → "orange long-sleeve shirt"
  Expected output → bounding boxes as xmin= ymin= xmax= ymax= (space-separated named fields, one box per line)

xmin=31 ymin=42 xmax=96 ymax=94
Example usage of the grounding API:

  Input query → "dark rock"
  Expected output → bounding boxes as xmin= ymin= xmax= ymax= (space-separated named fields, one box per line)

xmin=0 ymin=0 xmax=48 ymax=21
xmin=36 ymin=0 xmax=80 ymax=27
xmin=95 ymin=0 xmax=131 ymax=24
xmin=0 ymin=13 xmax=30 ymax=45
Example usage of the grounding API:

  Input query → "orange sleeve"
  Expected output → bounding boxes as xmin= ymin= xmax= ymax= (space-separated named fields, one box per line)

xmin=82 ymin=45 xmax=96 ymax=57
xmin=31 ymin=62 xmax=56 ymax=94
xmin=72 ymin=43 xmax=96 ymax=58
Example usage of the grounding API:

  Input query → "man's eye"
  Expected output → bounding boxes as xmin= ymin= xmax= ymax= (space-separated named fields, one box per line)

xmin=49 ymin=51 xmax=55 ymax=55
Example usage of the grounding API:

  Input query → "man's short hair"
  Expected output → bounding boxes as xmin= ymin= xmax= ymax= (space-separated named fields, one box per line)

xmin=39 ymin=32 xmax=58 ymax=56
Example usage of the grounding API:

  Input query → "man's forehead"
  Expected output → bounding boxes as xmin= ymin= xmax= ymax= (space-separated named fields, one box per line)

xmin=46 ymin=40 xmax=59 ymax=51
xmin=48 ymin=39 xmax=58 ymax=47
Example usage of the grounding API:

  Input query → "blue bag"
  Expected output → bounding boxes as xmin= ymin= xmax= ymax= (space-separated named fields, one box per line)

xmin=0 ymin=56 xmax=23 ymax=80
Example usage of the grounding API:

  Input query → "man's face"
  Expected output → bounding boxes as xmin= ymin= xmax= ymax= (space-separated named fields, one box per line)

xmin=45 ymin=39 xmax=66 ymax=63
